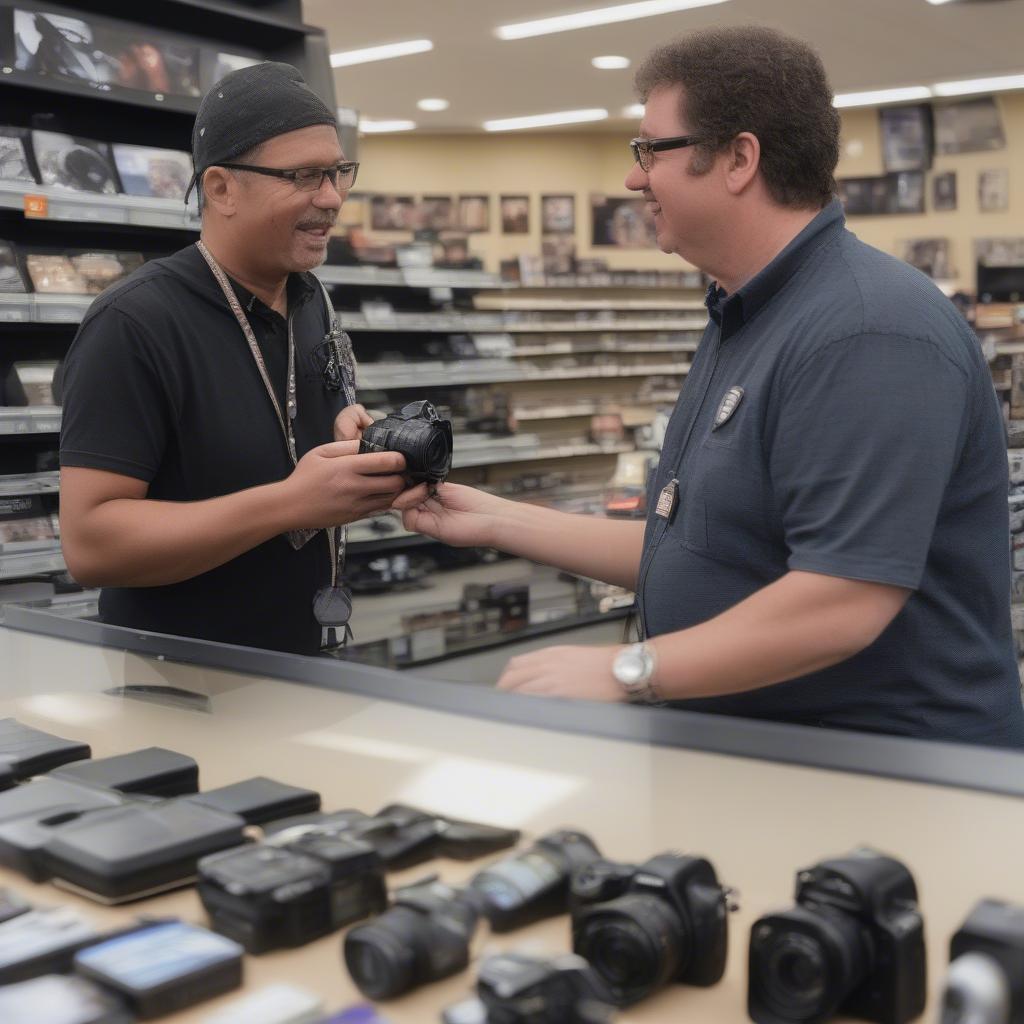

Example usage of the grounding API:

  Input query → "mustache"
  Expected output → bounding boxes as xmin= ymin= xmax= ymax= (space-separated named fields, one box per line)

xmin=296 ymin=215 xmax=337 ymax=230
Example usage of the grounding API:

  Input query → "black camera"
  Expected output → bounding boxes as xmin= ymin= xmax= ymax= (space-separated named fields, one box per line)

xmin=442 ymin=952 xmax=616 ymax=1024
xmin=571 ymin=852 xmax=731 ymax=1006
xmin=359 ymin=399 xmax=453 ymax=485
xmin=748 ymin=849 xmax=926 ymax=1024
xmin=344 ymin=877 xmax=480 ymax=1000
xmin=198 ymin=834 xmax=386 ymax=953
xmin=470 ymin=829 xmax=603 ymax=933
xmin=941 ymin=899 xmax=1024 ymax=1024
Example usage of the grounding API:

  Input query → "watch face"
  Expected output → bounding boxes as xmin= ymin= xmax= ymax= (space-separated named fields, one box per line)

xmin=615 ymin=652 xmax=645 ymax=686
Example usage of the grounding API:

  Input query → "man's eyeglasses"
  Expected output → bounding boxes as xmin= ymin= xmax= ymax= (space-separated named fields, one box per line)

xmin=630 ymin=135 xmax=703 ymax=172
xmin=213 ymin=161 xmax=360 ymax=192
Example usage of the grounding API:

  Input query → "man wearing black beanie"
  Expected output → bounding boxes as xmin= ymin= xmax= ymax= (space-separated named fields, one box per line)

xmin=58 ymin=63 xmax=407 ymax=655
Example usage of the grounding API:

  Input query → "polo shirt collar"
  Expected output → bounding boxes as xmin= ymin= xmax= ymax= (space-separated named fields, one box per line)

xmin=705 ymin=197 xmax=846 ymax=339
xmin=231 ymin=271 xmax=317 ymax=323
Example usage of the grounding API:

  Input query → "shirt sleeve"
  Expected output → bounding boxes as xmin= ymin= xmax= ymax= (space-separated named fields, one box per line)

xmin=59 ymin=305 xmax=174 ymax=483
xmin=769 ymin=333 xmax=970 ymax=590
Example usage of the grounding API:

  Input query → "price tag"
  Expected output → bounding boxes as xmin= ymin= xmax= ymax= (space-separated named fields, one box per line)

xmin=23 ymin=195 xmax=47 ymax=218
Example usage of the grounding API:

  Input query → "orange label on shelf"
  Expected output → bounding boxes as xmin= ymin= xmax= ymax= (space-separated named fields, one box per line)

xmin=24 ymin=195 xmax=48 ymax=218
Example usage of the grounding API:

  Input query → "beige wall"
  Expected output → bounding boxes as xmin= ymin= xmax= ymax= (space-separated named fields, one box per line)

xmin=356 ymin=92 xmax=1024 ymax=287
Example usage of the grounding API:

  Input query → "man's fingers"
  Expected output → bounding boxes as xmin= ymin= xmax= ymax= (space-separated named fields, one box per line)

xmin=360 ymin=474 xmax=408 ymax=498
xmin=316 ymin=440 xmax=361 ymax=458
xmin=392 ymin=484 xmax=430 ymax=510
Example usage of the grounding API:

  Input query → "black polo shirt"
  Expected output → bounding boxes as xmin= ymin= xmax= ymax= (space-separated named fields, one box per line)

xmin=639 ymin=199 xmax=1024 ymax=748
xmin=59 ymin=244 xmax=348 ymax=655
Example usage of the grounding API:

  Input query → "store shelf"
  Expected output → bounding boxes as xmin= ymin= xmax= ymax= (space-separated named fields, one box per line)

xmin=476 ymin=297 xmax=707 ymax=312
xmin=0 ymin=547 xmax=66 ymax=581
xmin=0 ymin=294 xmax=95 ymax=324
xmin=0 ymin=473 xmax=61 ymax=496
xmin=316 ymin=266 xmax=503 ymax=289
xmin=0 ymin=407 xmax=62 ymax=435
xmin=453 ymin=441 xmax=633 ymax=470
xmin=0 ymin=181 xmax=199 ymax=231
xmin=512 ymin=341 xmax=698 ymax=356
xmin=358 ymin=362 xmax=689 ymax=389
xmin=513 ymin=401 xmax=662 ymax=421
xmin=340 ymin=311 xmax=706 ymax=334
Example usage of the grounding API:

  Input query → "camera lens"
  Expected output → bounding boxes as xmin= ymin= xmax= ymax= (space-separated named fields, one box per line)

xmin=344 ymin=916 xmax=417 ymax=1000
xmin=750 ymin=908 xmax=869 ymax=1021
xmin=574 ymin=895 xmax=687 ymax=1005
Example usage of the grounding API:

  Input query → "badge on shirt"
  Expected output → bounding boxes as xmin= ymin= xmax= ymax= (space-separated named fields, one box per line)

xmin=713 ymin=386 xmax=745 ymax=429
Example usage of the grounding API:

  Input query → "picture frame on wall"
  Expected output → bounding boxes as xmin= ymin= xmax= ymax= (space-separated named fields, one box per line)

xmin=370 ymin=194 xmax=415 ymax=231
xmin=838 ymin=176 xmax=890 ymax=216
xmin=418 ymin=195 xmax=455 ymax=232
xmin=500 ymin=195 xmax=530 ymax=234
xmin=978 ymin=169 xmax=1009 ymax=212
xmin=932 ymin=171 xmax=957 ymax=212
xmin=541 ymin=194 xmax=575 ymax=234
xmin=879 ymin=104 xmax=932 ymax=172
xmin=590 ymin=194 xmax=657 ymax=248
xmin=888 ymin=171 xmax=925 ymax=214
xmin=934 ymin=97 xmax=1006 ymax=155
xmin=458 ymin=195 xmax=490 ymax=233
xmin=339 ymin=191 xmax=367 ymax=228
xmin=899 ymin=238 xmax=955 ymax=280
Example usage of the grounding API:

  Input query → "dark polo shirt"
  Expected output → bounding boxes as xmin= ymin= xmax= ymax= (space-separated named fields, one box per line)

xmin=59 ymin=244 xmax=348 ymax=655
xmin=638 ymin=199 xmax=1024 ymax=748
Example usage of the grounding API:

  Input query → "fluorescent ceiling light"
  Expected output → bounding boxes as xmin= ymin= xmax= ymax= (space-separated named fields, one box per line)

xmin=925 ymin=0 xmax=958 ymax=5
xmin=330 ymin=39 xmax=433 ymax=68
xmin=592 ymin=55 xmax=631 ymax=69
xmin=833 ymin=86 xmax=932 ymax=108
xmin=497 ymin=0 xmax=730 ymax=40
xmin=623 ymin=103 xmax=645 ymax=117
xmin=484 ymin=108 xmax=609 ymax=131
xmin=933 ymin=73 xmax=1024 ymax=97
xmin=359 ymin=118 xmax=417 ymax=133
xmin=417 ymin=97 xmax=450 ymax=111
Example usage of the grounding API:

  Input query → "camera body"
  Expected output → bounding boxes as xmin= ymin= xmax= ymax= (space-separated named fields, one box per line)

xmin=571 ymin=852 xmax=730 ymax=1005
xmin=944 ymin=899 xmax=1024 ymax=1024
xmin=748 ymin=849 xmax=926 ymax=1024
xmin=442 ymin=952 xmax=615 ymax=1024
xmin=344 ymin=878 xmax=480 ymax=1000
xmin=359 ymin=399 xmax=453 ymax=485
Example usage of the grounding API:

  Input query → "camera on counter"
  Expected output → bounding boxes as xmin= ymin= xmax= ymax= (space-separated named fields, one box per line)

xmin=359 ymin=399 xmax=453 ymax=486
xmin=442 ymin=952 xmax=616 ymax=1024
xmin=344 ymin=877 xmax=481 ymax=1000
xmin=748 ymin=848 xmax=926 ymax=1024
xmin=571 ymin=852 xmax=733 ymax=1006
xmin=940 ymin=898 xmax=1024 ymax=1024
xmin=470 ymin=829 xmax=603 ymax=933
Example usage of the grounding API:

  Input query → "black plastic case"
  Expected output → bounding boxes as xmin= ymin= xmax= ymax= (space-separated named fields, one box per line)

xmin=0 ymin=718 xmax=91 ymax=784
xmin=73 ymin=921 xmax=244 ymax=1019
xmin=42 ymin=800 xmax=248 ymax=903
xmin=50 ymin=747 xmax=198 ymax=797
xmin=185 ymin=776 xmax=321 ymax=825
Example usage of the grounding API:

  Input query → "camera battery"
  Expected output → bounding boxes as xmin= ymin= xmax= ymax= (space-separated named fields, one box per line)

xmin=0 ymin=906 xmax=101 ymax=985
xmin=185 ymin=776 xmax=321 ymax=825
xmin=50 ymin=747 xmax=199 ymax=797
xmin=0 ymin=718 xmax=91 ymax=783
xmin=0 ymin=973 xmax=133 ymax=1024
xmin=73 ymin=921 xmax=243 ymax=1019
xmin=42 ymin=800 xmax=248 ymax=903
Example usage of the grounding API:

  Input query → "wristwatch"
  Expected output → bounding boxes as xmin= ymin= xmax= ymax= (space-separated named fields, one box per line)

xmin=612 ymin=642 xmax=663 ymax=705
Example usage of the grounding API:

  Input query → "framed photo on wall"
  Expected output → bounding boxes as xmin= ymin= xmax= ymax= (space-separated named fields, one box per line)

xmin=932 ymin=171 xmax=957 ymax=212
xmin=879 ymin=104 xmax=932 ymax=171
xmin=370 ymin=194 xmax=415 ymax=231
xmin=500 ymin=195 xmax=529 ymax=234
xmin=888 ymin=171 xmax=925 ymax=214
xmin=934 ymin=97 xmax=1006 ymax=155
xmin=458 ymin=195 xmax=490 ymax=233
xmin=418 ymin=195 xmax=455 ymax=231
xmin=978 ymin=169 xmax=1009 ymax=212
xmin=899 ymin=238 xmax=954 ymax=280
xmin=541 ymin=194 xmax=575 ymax=234
xmin=590 ymin=194 xmax=657 ymax=248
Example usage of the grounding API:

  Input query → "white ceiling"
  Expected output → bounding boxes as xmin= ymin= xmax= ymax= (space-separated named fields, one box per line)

xmin=301 ymin=0 xmax=1024 ymax=132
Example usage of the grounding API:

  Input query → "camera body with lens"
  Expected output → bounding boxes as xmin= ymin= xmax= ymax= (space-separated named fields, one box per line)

xmin=942 ymin=898 xmax=1024 ymax=1024
xmin=748 ymin=849 xmax=926 ymax=1024
xmin=571 ymin=852 xmax=731 ymax=1006
xmin=359 ymin=400 xmax=453 ymax=486
xmin=442 ymin=952 xmax=616 ymax=1024
xmin=344 ymin=877 xmax=480 ymax=1000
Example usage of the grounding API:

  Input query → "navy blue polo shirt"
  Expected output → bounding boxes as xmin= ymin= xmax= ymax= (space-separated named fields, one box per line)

xmin=638 ymin=199 xmax=1024 ymax=748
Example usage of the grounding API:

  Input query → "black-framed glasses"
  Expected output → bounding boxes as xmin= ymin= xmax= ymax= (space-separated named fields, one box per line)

xmin=214 ymin=161 xmax=360 ymax=192
xmin=630 ymin=135 xmax=703 ymax=172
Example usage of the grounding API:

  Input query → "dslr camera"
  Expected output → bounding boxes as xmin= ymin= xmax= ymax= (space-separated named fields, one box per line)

xmin=344 ymin=877 xmax=480 ymax=1000
xmin=748 ymin=848 xmax=926 ymax=1024
xmin=359 ymin=399 xmax=453 ymax=486
xmin=941 ymin=899 xmax=1024 ymax=1024
xmin=570 ymin=852 xmax=732 ymax=1006
xmin=442 ymin=952 xmax=616 ymax=1024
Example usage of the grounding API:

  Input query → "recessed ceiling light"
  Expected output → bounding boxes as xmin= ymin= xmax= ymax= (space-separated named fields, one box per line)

xmin=592 ymin=55 xmax=631 ymax=70
xmin=359 ymin=118 xmax=417 ymax=133
xmin=484 ymin=108 xmax=609 ymax=132
xmin=933 ymin=73 xmax=1024 ymax=97
xmin=417 ymin=98 xmax=450 ymax=111
xmin=623 ymin=103 xmax=645 ymax=118
xmin=331 ymin=39 xmax=433 ymax=68
xmin=497 ymin=0 xmax=731 ymax=40
xmin=833 ymin=86 xmax=933 ymax=108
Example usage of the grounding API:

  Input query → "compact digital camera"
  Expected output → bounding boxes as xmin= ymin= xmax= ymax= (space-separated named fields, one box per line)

xmin=359 ymin=399 xmax=453 ymax=485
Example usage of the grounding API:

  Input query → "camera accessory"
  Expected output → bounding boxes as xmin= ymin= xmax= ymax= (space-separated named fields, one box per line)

xmin=572 ymin=852 xmax=732 ymax=1006
xmin=943 ymin=898 xmax=1024 ymax=1024
xmin=111 ymin=143 xmax=193 ymax=201
xmin=0 ymin=906 xmax=100 ymax=985
xmin=748 ymin=848 xmax=926 ymax=1024
xmin=442 ymin=952 xmax=616 ymax=1024
xmin=0 ymin=973 xmax=133 ymax=1024
xmin=73 ymin=921 xmax=244 ymax=1019
xmin=569 ymin=858 xmax=640 ymax=912
xmin=0 ymin=718 xmax=90 ymax=784
xmin=202 ymin=983 xmax=324 ymax=1024
xmin=359 ymin=400 xmax=453 ymax=485
xmin=344 ymin=878 xmax=481 ymax=1000
xmin=42 ymin=799 xmax=249 ymax=903
xmin=30 ymin=132 xmax=119 ymax=194
xmin=50 ymin=747 xmax=199 ymax=797
xmin=184 ymin=777 xmax=320 ymax=825
xmin=0 ymin=128 xmax=36 ymax=184
xmin=471 ymin=829 xmax=603 ymax=932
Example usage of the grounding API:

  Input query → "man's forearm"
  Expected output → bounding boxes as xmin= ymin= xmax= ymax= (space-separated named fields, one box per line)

xmin=650 ymin=570 xmax=910 ymax=700
xmin=64 ymin=481 xmax=295 ymax=587
xmin=490 ymin=505 xmax=645 ymax=590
